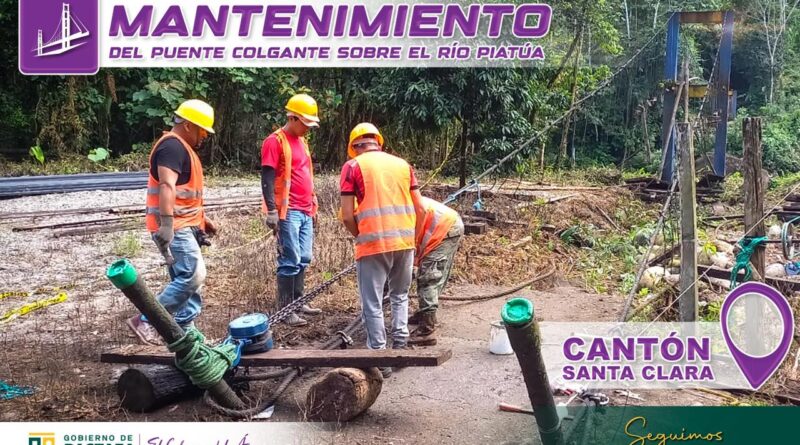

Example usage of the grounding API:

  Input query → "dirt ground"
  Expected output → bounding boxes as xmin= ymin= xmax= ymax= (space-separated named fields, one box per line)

xmin=0 ymin=175 xmax=777 ymax=443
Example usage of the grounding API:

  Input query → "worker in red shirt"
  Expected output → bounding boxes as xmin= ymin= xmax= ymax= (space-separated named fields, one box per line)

xmin=340 ymin=122 xmax=426 ymax=378
xmin=261 ymin=94 xmax=321 ymax=327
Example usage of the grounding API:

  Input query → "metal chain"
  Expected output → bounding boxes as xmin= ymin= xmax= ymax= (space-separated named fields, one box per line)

xmin=270 ymin=262 xmax=357 ymax=324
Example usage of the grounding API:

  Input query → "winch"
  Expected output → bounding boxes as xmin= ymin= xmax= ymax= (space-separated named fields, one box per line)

xmin=224 ymin=313 xmax=273 ymax=366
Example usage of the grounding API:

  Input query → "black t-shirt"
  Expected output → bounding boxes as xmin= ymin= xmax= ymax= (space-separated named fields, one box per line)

xmin=149 ymin=137 xmax=192 ymax=185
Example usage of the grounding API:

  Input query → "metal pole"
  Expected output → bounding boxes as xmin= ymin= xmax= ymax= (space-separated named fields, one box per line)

xmin=502 ymin=298 xmax=564 ymax=445
xmin=106 ymin=259 xmax=246 ymax=410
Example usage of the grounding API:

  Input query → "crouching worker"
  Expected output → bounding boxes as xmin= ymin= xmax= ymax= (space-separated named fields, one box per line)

xmin=127 ymin=99 xmax=218 ymax=345
xmin=339 ymin=123 xmax=426 ymax=377
xmin=408 ymin=197 xmax=464 ymax=346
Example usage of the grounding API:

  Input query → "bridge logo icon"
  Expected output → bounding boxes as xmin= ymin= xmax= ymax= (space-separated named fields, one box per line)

xmin=19 ymin=0 xmax=98 ymax=74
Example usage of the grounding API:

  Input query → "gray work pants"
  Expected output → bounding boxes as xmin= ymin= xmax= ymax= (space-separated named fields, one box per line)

xmin=356 ymin=249 xmax=414 ymax=349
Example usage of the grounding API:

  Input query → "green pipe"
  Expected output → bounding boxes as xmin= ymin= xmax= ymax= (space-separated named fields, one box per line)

xmin=502 ymin=298 xmax=564 ymax=445
xmin=106 ymin=259 xmax=245 ymax=410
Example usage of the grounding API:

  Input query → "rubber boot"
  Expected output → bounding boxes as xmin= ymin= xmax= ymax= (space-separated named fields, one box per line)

xmin=408 ymin=311 xmax=437 ymax=346
xmin=278 ymin=275 xmax=307 ymax=327
xmin=295 ymin=269 xmax=321 ymax=315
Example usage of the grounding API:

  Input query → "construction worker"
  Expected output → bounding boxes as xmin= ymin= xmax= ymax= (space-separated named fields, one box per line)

xmin=408 ymin=197 xmax=464 ymax=346
xmin=127 ymin=99 xmax=217 ymax=345
xmin=261 ymin=94 xmax=321 ymax=327
xmin=340 ymin=123 xmax=426 ymax=377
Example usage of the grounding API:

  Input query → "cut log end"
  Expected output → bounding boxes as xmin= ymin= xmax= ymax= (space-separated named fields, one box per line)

xmin=117 ymin=366 xmax=200 ymax=413
xmin=305 ymin=367 xmax=383 ymax=422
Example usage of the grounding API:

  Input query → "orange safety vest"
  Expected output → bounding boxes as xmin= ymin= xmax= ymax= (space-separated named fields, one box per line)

xmin=145 ymin=132 xmax=205 ymax=233
xmin=416 ymin=197 xmax=460 ymax=265
xmin=353 ymin=151 xmax=416 ymax=260
xmin=261 ymin=128 xmax=318 ymax=219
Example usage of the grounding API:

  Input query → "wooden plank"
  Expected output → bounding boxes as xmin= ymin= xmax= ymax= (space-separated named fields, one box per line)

xmin=101 ymin=345 xmax=452 ymax=368
xmin=680 ymin=11 xmax=725 ymax=24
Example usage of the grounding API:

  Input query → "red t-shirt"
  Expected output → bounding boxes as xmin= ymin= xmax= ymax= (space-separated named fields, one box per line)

xmin=261 ymin=131 xmax=314 ymax=214
xmin=340 ymin=150 xmax=419 ymax=204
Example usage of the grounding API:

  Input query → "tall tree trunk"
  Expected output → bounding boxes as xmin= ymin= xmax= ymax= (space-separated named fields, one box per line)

xmin=558 ymin=32 xmax=582 ymax=168
xmin=642 ymin=107 xmax=652 ymax=164
xmin=458 ymin=120 xmax=468 ymax=187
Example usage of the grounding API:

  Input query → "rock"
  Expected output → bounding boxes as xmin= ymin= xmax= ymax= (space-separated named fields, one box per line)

xmin=698 ymin=247 xmax=714 ymax=266
xmin=641 ymin=266 xmax=666 ymax=288
xmin=715 ymin=240 xmax=734 ymax=254
xmin=768 ymin=224 xmax=782 ymax=240
xmin=665 ymin=273 xmax=680 ymax=285
xmin=711 ymin=203 xmax=727 ymax=216
xmin=766 ymin=263 xmax=786 ymax=278
xmin=711 ymin=252 xmax=732 ymax=269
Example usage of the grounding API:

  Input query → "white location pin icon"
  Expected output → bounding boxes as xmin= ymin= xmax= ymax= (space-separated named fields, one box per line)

xmin=720 ymin=282 xmax=794 ymax=390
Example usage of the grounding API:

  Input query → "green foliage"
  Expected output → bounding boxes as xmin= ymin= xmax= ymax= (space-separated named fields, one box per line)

xmin=112 ymin=232 xmax=142 ymax=258
xmin=721 ymin=172 xmax=744 ymax=204
xmin=29 ymin=145 xmax=44 ymax=165
xmin=700 ymin=300 xmax=722 ymax=322
xmin=87 ymin=147 xmax=110 ymax=163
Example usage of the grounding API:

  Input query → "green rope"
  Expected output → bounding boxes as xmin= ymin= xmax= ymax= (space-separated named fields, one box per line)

xmin=167 ymin=328 xmax=238 ymax=389
xmin=730 ymin=237 xmax=769 ymax=289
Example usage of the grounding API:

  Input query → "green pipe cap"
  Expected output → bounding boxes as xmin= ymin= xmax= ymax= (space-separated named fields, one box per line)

xmin=502 ymin=297 xmax=534 ymax=326
xmin=107 ymin=259 xmax=138 ymax=289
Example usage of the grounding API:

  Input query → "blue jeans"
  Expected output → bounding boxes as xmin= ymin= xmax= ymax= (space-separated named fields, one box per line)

xmin=277 ymin=210 xmax=313 ymax=277
xmin=149 ymin=227 xmax=206 ymax=326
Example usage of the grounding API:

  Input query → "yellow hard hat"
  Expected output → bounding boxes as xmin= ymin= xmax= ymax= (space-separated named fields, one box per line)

xmin=175 ymin=99 xmax=215 ymax=134
xmin=285 ymin=94 xmax=320 ymax=126
xmin=348 ymin=122 xmax=384 ymax=159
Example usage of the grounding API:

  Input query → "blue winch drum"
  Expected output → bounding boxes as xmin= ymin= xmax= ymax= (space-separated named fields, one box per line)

xmin=228 ymin=313 xmax=270 ymax=339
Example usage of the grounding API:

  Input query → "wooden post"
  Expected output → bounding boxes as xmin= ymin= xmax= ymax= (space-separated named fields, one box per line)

xmin=743 ymin=117 xmax=766 ymax=277
xmin=502 ymin=299 xmax=564 ymax=445
xmin=106 ymin=260 xmax=246 ymax=410
xmin=743 ymin=117 xmax=766 ymax=355
xmin=677 ymin=122 xmax=698 ymax=322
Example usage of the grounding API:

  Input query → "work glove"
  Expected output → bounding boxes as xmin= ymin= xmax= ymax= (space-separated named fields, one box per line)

xmin=154 ymin=215 xmax=175 ymax=265
xmin=265 ymin=209 xmax=279 ymax=233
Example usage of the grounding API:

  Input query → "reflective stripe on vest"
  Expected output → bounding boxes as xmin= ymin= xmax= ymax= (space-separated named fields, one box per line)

xmin=416 ymin=197 xmax=460 ymax=264
xmin=145 ymin=132 xmax=205 ymax=233
xmin=261 ymin=128 xmax=318 ymax=219
xmin=356 ymin=228 xmax=416 ymax=245
xmin=354 ymin=205 xmax=415 ymax=223
xmin=353 ymin=150 xmax=416 ymax=260
xmin=147 ymin=187 xmax=201 ymax=199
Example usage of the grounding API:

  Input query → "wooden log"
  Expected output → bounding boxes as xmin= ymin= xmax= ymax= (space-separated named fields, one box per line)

xmin=101 ymin=345 xmax=452 ymax=368
xmin=117 ymin=365 xmax=201 ymax=412
xmin=698 ymin=265 xmax=800 ymax=292
xmin=464 ymin=209 xmax=496 ymax=220
xmin=305 ymin=367 xmax=383 ymax=422
xmin=464 ymin=222 xmax=487 ymax=235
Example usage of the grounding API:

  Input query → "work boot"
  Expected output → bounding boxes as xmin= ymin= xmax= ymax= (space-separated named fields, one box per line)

xmin=126 ymin=315 xmax=163 ymax=346
xmin=408 ymin=311 xmax=422 ymax=325
xmin=285 ymin=312 xmax=308 ymax=327
xmin=294 ymin=270 xmax=321 ymax=315
xmin=278 ymin=275 xmax=307 ymax=327
xmin=408 ymin=311 xmax=437 ymax=346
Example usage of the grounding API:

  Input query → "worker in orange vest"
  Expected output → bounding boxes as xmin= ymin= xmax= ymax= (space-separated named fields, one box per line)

xmin=340 ymin=123 xmax=426 ymax=378
xmin=127 ymin=99 xmax=217 ymax=345
xmin=261 ymin=94 xmax=321 ymax=327
xmin=408 ymin=197 xmax=464 ymax=346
